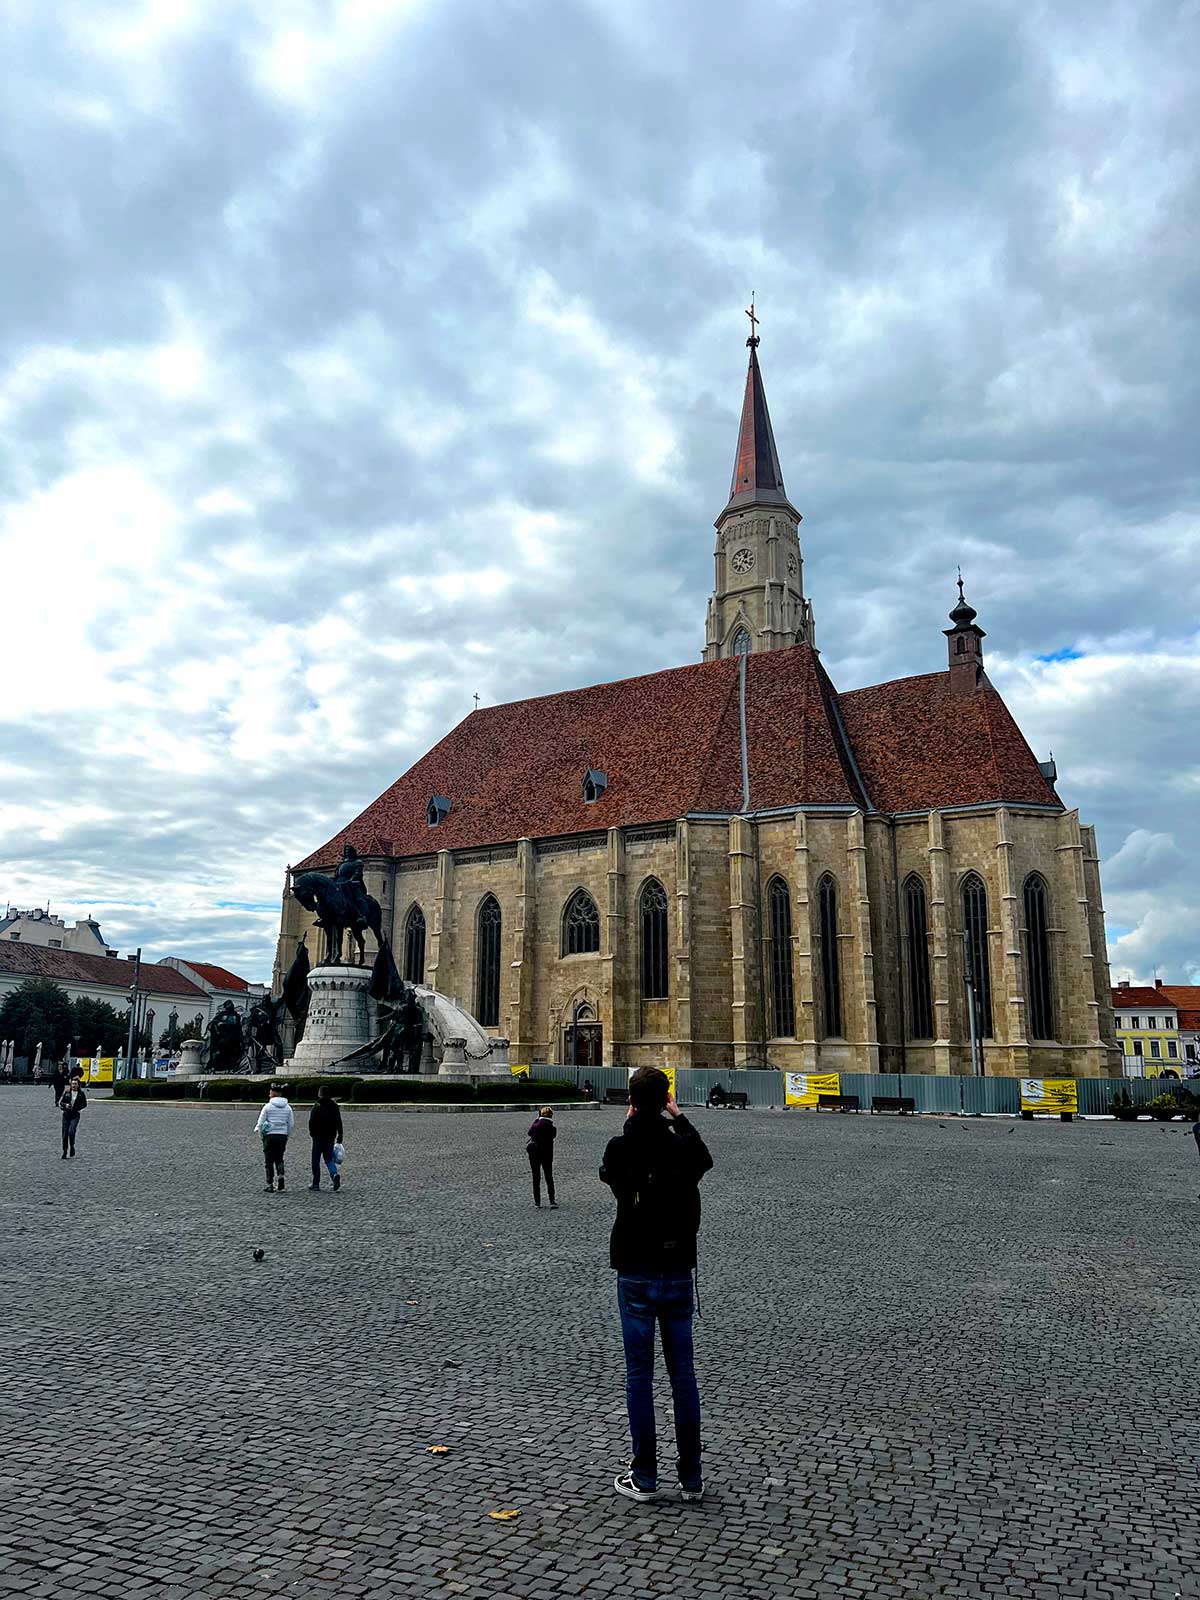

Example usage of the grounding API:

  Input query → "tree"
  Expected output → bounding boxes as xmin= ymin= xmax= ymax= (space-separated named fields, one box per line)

xmin=159 ymin=1014 xmax=202 ymax=1050
xmin=69 ymin=995 xmax=128 ymax=1057
xmin=0 ymin=979 xmax=74 ymax=1061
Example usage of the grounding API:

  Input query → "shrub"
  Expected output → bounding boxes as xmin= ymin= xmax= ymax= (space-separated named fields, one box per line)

xmin=475 ymin=1078 xmax=582 ymax=1103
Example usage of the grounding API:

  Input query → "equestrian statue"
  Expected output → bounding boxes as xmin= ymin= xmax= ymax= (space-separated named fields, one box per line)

xmin=290 ymin=842 xmax=385 ymax=966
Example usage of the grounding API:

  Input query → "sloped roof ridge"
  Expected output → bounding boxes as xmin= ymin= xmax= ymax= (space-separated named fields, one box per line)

xmin=811 ymin=652 xmax=872 ymax=810
xmin=685 ymin=659 xmax=742 ymax=812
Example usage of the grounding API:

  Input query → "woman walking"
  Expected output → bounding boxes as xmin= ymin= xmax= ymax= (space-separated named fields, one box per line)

xmin=526 ymin=1106 xmax=558 ymax=1208
xmin=308 ymin=1085 xmax=344 ymax=1191
xmin=60 ymin=1074 xmax=87 ymax=1159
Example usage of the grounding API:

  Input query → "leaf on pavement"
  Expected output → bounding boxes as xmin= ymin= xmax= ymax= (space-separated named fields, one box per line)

xmin=427 ymin=1445 xmax=450 ymax=1454
xmin=489 ymin=1509 xmax=520 ymax=1521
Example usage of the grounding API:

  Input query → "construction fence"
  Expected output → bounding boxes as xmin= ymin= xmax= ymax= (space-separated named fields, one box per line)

xmin=546 ymin=1065 xmax=1188 ymax=1115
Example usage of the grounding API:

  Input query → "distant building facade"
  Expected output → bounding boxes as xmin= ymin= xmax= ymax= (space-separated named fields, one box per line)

xmin=0 ymin=907 xmax=116 ymax=957
xmin=0 ymin=943 xmax=210 ymax=1042
xmin=160 ymin=958 xmax=266 ymax=1016
xmin=1111 ymin=982 xmax=1181 ymax=1076
xmin=1152 ymin=981 xmax=1200 ymax=1073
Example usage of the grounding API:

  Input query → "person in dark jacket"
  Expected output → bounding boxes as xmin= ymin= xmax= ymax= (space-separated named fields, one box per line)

xmin=526 ymin=1106 xmax=557 ymax=1208
xmin=59 ymin=1075 xmax=87 ymax=1159
xmin=600 ymin=1066 xmax=713 ymax=1504
xmin=308 ymin=1086 xmax=344 ymax=1191
xmin=52 ymin=1066 xmax=67 ymax=1106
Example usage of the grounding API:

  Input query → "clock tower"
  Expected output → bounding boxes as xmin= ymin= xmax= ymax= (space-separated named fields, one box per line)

xmin=703 ymin=312 xmax=813 ymax=661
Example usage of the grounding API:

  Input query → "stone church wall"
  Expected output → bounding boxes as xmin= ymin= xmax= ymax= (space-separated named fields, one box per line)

xmin=272 ymin=802 xmax=1117 ymax=1079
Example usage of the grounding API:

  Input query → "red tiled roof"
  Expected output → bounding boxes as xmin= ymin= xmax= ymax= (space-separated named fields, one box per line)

xmin=835 ymin=672 xmax=1060 ymax=814
xmin=1176 ymin=1009 xmax=1200 ymax=1033
xmin=1154 ymin=984 xmax=1200 ymax=1012
xmin=297 ymin=645 xmax=1061 ymax=869
xmin=0 ymin=943 xmax=208 ymax=999
xmin=1111 ymin=986 xmax=1178 ymax=1010
xmin=180 ymin=961 xmax=252 ymax=992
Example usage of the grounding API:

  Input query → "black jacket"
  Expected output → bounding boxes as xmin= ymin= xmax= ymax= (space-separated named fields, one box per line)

xmin=60 ymin=1088 xmax=87 ymax=1115
xmin=308 ymin=1100 xmax=343 ymax=1142
xmin=599 ymin=1110 xmax=713 ymax=1275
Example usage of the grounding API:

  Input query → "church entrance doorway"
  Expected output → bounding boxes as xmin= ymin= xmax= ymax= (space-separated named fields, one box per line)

xmin=564 ymin=1022 xmax=603 ymax=1067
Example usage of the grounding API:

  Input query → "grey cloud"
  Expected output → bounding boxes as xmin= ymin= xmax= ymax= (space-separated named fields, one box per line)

xmin=1 ymin=0 xmax=1197 ymax=981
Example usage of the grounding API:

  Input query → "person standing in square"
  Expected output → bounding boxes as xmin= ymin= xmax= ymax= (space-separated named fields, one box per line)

xmin=254 ymin=1083 xmax=294 ymax=1192
xmin=526 ymin=1106 xmax=557 ymax=1208
xmin=600 ymin=1067 xmax=713 ymax=1503
xmin=59 ymin=1074 xmax=87 ymax=1159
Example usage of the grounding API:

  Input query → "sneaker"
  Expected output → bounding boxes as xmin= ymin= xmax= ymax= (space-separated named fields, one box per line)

xmin=614 ymin=1472 xmax=659 ymax=1502
xmin=61 ymin=1153 xmax=68 ymax=1160
xmin=332 ymin=1173 xmax=340 ymax=1191
xmin=263 ymin=1183 xmax=274 ymax=1193
xmin=308 ymin=1182 xmax=320 ymax=1191
xmin=549 ymin=1202 xmax=559 ymax=1209
xmin=679 ymin=1483 xmax=704 ymax=1502
xmin=277 ymin=1176 xmax=285 ymax=1191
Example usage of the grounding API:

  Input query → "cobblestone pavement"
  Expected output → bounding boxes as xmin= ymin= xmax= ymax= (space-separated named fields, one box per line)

xmin=1 ymin=1088 xmax=1198 ymax=1599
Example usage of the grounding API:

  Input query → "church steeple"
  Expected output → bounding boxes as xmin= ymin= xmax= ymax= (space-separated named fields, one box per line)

xmin=704 ymin=304 xmax=813 ymax=662
xmin=722 ymin=337 xmax=795 ymax=519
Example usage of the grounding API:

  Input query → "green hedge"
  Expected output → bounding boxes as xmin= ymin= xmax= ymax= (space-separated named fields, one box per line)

xmin=114 ymin=1074 xmax=582 ymax=1104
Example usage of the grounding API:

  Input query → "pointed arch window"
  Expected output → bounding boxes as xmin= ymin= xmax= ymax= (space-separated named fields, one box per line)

xmin=403 ymin=904 xmax=426 ymax=986
xmin=1023 ymin=874 xmax=1054 ymax=1039
xmin=732 ymin=627 xmax=751 ymax=657
xmin=476 ymin=895 xmax=502 ymax=1028
xmin=640 ymin=879 xmax=669 ymax=999
xmin=961 ymin=873 xmax=993 ymax=1039
xmin=817 ymin=874 xmax=842 ymax=1038
xmin=562 ymin=888 xmax=601 ymax=956
xmin=767 ymin=876 xmax=795 ymax=1038
xmin=903 ymin=875 xmax=933 ymax=1040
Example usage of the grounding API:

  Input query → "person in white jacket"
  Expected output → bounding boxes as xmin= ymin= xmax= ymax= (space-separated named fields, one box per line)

xmin=254 ymin=1085 xmax=295 ymax=1193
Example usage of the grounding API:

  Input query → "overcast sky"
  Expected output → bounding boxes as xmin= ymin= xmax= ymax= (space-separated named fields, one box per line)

xmin=1 ymin=0 xmax=1196 ymax=985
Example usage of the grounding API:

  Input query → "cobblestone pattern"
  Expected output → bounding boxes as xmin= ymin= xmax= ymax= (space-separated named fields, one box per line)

xmin=1 ymin=1089 xmax=1197 ymax=1598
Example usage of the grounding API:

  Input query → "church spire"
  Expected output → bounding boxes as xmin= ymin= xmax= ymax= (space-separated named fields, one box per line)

xmin=703 ymin=307 xmax=812 ymax=662
xmin=944 ymin=570 xmax=986 ymax=694
xmin=721 ymin=303 xmax=795 ymax=521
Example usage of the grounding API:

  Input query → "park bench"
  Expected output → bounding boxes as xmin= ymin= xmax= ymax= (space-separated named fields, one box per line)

xmin=817 ymin=1093 xmax=860 ymax=1113
xmin=708 ymin=1090 xmax=749 ymax=1109
xmin=604 ymin=1086 xmax=629 ymax=1106
xmin=871 ymin=1095 xmax=916 ymax=1116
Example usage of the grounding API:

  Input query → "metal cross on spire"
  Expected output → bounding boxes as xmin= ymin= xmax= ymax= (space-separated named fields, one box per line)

xmin=745 ymin=295 xmax=760 ymax=349
xmin=957 ymin=565 xmax=965 ymax=603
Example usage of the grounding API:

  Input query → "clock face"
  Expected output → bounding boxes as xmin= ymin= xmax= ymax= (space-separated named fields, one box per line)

xmin=731 ymin=547 xmax=755 ymax=574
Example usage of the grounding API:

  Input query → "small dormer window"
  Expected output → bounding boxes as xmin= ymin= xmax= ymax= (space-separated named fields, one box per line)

xmin=427 ymin=795 xmax=451 ymax=827
xmin=582 ymin=768 xmax=608 ymax=804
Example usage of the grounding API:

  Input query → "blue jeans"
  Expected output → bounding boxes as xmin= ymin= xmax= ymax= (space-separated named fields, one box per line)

xmin=311 ymin=1139 xmax=339 ymax=1183
xmin=617 ymin=1273 xmax=702 ymax=1491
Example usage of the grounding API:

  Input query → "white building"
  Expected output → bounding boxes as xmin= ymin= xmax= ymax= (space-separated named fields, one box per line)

xmin=0 ymin=943 xmax=210 ymax=1043
xmin=159 ymin=958 xmax=266 ymax=1017
xmin=0 ymin=907 xmax=117 ymax=956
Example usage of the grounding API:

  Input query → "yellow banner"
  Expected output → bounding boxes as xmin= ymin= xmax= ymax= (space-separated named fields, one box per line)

xmin=1020 ymin=1078 xmax=1077 ymax=1114
xmin=784 ymin=1071 xmax=841 ymax=1108
xmin=510 ymin=1064 xmax=530 ymax=1079
xmin=627 ymin=1066 xmax=677 ymax=1097
xmin=79 ymin=1057 xmax=114 ymax=1084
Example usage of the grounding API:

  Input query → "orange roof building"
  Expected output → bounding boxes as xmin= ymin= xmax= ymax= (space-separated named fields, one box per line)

xmin=275 ymin=327 xmax=1120 ymax=1080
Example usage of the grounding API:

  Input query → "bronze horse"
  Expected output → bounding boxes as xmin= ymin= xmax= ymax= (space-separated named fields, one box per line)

xmin=291 ymin=870 xmax=385 ymax=966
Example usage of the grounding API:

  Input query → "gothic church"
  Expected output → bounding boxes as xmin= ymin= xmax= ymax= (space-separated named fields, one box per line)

xmin=274 ymin=329 xmax=1119 ymax=1079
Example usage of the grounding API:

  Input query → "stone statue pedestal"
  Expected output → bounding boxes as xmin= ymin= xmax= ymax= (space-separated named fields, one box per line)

xmin=173 ymin=1039 xmax=204 ymax=1078
xmin=286 ymin=965 xmax=374 ymax=1074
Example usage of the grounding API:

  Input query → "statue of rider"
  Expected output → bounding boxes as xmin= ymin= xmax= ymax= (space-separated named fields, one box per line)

xmin=334 ymin=842 xmax=371 ymax=928
xmin=206 ymin=998 xmax=246 ymax=1073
